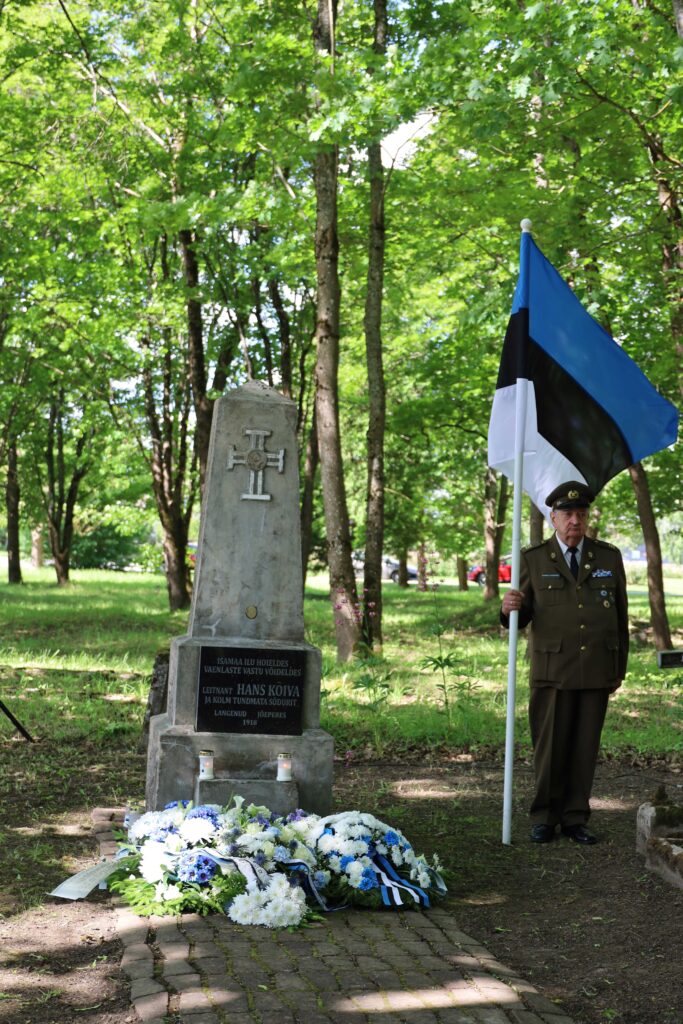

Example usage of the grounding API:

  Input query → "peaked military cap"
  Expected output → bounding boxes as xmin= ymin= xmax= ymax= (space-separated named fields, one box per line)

xmin=546 ymin=481 xmax=594 ymax=510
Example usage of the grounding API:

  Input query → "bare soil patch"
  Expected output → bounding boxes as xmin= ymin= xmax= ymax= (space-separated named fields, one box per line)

xmin=1 ymin=741 xmax=681 ymax=1024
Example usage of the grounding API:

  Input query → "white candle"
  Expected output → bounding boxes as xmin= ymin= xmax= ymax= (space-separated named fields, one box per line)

xmin=198 ymin=750 xmax=215 ymax=780
xmin=277 ymin=752 xmax=293 ymax=781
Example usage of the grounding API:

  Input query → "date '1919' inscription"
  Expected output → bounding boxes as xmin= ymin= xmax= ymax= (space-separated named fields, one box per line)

xmin=196 ymin=646 xmax=304 ymax=735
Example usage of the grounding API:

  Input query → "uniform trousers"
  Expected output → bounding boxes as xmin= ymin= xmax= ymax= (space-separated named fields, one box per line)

xmin=528 ymin=686 xmax=609 ymax=828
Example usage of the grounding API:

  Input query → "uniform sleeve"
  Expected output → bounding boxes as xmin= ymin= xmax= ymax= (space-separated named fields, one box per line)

xmin=500 ymin=551 xmax=534 ymax=630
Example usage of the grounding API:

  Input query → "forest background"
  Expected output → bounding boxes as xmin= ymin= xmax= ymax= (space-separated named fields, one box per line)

xmin=0 ymin=0 xmax=681 ymax=661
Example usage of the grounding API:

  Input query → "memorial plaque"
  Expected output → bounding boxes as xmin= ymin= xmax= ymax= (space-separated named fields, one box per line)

xmin=196 ymin=646 xmax=305 ymax=735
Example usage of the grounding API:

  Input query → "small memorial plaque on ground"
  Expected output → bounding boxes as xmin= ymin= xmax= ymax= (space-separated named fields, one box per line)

xmin=196 ymin=646 xmax=305 ymax=735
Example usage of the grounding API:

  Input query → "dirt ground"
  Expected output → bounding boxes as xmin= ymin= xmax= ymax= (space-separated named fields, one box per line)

xmin=1 ymin=750 xmax=682 ymax=1024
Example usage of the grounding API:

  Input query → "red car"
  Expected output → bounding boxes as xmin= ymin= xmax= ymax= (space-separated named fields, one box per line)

xmin=467 ymin=558 xmax=512 ymax=586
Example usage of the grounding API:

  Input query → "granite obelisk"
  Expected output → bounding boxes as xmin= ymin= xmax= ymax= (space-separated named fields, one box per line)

xmin=145 ymin=381 xmax=334 ymax=815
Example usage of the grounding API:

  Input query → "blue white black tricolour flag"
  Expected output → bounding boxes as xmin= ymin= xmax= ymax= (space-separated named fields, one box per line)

xmin=487 ymin=230 xmax=679 ymax=515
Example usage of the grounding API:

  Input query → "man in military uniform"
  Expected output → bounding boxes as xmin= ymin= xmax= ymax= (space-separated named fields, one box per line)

xmin=501 ymin=482 xmax=628 ymax=844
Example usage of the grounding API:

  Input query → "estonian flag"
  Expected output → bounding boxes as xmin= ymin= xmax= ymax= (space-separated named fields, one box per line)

xmin=488 ymin=229 xmax=679 ymax=515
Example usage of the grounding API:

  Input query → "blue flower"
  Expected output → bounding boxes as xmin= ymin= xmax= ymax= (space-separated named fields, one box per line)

xmin=359 ymin=869 xmax=379 ymax=892
xmin=164 ymin=800 xmax=190 ymax=810
xmin=254 ymin=851 xmax=267 ymax=867
xmin=286 ymin=809 xmax=309 ymax=823
xmin=322 ymin=827 xmax=334 ymax=836
xmin=384 ymin=830 xmax=400 ymax=847
xmin=187 ymin=806 xmax=220 ymax=827
xmin=149 ymin=824 xmax=178 ymax=842
xmin=313 ymin=871 xmax=329 ymax=889
xmin=176 ymin=851 xmax=217 ymax=884
xmin=340 ymin=855 xmax=355 ymax=870
xmin=274 ymin=845 xmax=290 ymax=862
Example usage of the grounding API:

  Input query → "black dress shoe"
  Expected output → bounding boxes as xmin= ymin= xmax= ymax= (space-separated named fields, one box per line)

xmin=561 ymin=824 xmax=598 ymax=845
xmin=530 ymin=824 xmax=555 ymax=843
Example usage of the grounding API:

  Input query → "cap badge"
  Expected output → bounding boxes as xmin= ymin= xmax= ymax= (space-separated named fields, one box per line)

xmin=568 ymin=489 xmax=579 ymax=499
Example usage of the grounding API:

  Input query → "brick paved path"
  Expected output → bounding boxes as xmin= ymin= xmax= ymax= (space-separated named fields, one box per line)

xmin=95 ymin=811 xmax=576 ymax=1024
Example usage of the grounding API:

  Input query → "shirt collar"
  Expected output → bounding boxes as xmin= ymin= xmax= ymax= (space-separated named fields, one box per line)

xmin=555 ymin=535 xmax=584 ymax=558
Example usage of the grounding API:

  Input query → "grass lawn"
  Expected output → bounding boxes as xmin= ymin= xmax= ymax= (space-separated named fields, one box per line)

xmin=0 ymin=564 xmax=681 ymax=760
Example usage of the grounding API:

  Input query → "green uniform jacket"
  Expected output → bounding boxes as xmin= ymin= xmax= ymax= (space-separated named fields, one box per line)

xmin=510 ymin=535 xmax=629 ymax=689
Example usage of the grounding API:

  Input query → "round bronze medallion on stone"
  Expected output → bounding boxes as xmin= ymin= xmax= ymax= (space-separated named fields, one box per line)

xmin=246 ymin=449 xmax=268 ymax=471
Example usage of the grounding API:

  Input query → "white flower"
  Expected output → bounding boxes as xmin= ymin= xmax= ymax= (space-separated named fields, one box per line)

xmin=139 ymin=841 xmax=174 ymax=883
xmin=346 ymin=861 xmax=364 ymax=887
xmin=228 ymin=890 xmax=266 ymax=925
xmin=155 ymin=881 xmax=182 ymax=901
xmin=179 ymin=817 xmax=217 ymax=845
xmin=129 ymin=810 xmax=175 ymax=843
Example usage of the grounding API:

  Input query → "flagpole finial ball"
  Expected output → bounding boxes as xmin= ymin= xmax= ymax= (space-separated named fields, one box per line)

xmin=520 ymin=218 xmax=533 ymax=233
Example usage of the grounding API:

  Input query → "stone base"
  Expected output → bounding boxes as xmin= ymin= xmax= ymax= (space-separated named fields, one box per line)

xmin=195 ymin=777 xmax=299 ymax=816
xmin=146 ymin=717 xmax=333 ymax=815
xmin=636 ymin=801 xmax=683 ymax=890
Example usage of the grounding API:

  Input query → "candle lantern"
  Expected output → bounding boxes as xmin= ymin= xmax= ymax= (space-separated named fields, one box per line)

xmin=198 ymin=749 xmax=215 ymax=780
xmin=276 ymin=752 xmax=293 ymax=781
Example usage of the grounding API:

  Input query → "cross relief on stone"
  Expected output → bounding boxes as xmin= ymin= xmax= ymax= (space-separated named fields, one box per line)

xmin=226 ymin=428 xmax=285 ymax=501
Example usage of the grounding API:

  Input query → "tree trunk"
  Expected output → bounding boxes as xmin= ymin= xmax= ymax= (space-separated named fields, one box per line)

xmin=43 ymin=391 xmax=90 ymax=587
xmin=163 ymin=528 xmax=191 ymax=614
xmin=416 ymin=541 xmax=428 ymax=590
xmin=141 ymin=236 xmax=195 ymax=612
xmin=398 ymin=550 xmax=409 ymax=587
xmin=31 ymin=527 xmax=43 ymax=568
xmin=52 ymin=547 xmax=70 ymax=586
xmin=456 ymin=555 xmax=468 ymax=591
xmin=143 ymin=331 xmax=194 ymax=611
xmin=361 ymin=0 xmax=388 ymax=650
xmin=268 ymin=278 xmax=293 ymax=399
xmin=179 ymin=227 xmax=213 ymax=494
xmin=628 ymin=461 xmax=672 ymax=650
xmin=362 ymin=136 xmax=386 ymax=648
xmin=6 ymin=439 xmax=22 ymax=584
xmin=300 ymin=404 xmax=319 ymax=585
xmin=484 ymin=470 xmax=508 ymax=600
xmin=313 ymin=0 xmax=360 ymax=661
xmin=529 ymin=502 xmax=544 ymax=546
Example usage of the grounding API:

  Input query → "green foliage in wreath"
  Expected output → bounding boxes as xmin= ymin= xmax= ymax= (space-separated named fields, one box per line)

xmin=108 ymin=855 xmax=247 ymax=917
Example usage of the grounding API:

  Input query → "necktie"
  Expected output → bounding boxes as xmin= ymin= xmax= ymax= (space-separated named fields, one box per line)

xmin=568 ymin=546 xmax=579 ymax=580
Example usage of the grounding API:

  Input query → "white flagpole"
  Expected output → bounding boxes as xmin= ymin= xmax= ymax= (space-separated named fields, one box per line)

xmin=501 ymin=217 xmax=533 ymax=845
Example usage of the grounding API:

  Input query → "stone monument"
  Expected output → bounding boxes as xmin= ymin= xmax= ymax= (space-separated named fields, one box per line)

xmin=145 ymin=381 xmax=334 ymax=816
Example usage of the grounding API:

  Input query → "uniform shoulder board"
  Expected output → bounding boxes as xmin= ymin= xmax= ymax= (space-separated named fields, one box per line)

xmin=591 ymin=538 xmax=619 ymax=551
xmin=521 ymin=541 xmax=545 ymax=553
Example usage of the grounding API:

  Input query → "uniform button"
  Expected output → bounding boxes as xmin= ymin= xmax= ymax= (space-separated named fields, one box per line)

xmin=580 ymin=645 xmax=586 ymax=651
xmin=577 ymin=585 xmax=582 ymax=591
xmin=578 ymin=603 xmax=584 ymax=608
xmin=580 ymin=624 xmax=585 ymax=630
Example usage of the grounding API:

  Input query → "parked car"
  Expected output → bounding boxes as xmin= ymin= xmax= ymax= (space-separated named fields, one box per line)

xmin=467 ymin=557 xmax=512 ymax=586
xmin=352 ymin=551 xmax=418 ymax=584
